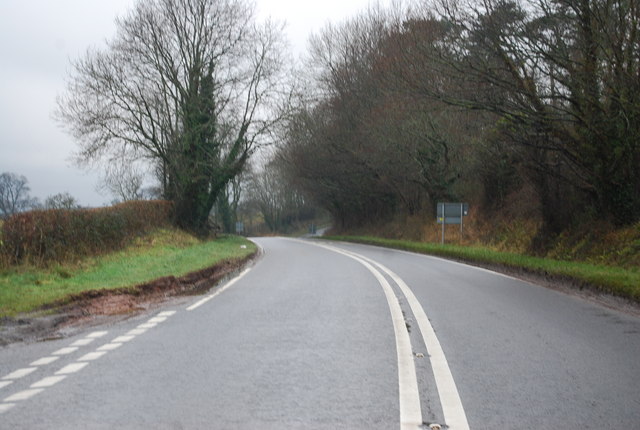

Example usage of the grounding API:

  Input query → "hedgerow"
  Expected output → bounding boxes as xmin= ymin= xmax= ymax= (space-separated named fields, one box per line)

xmin=0 ymin=200 xmax=173 ymax=266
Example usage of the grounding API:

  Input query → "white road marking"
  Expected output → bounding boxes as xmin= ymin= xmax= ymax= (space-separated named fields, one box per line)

xmin=360 ymin=255 xmax=471 ymax=430
xmin=2 ymin=368 xmax=37 ymax=380
xmin=187 ymin=268 xmax=252 ymax=311
xmin=78 ymin=351 xmax=107 ymax=361
xmin=52 ymin=347 xmax=78 ymax=356
xmin=0 ymin=311 xmax=173 ymax=412
xmin=55 ymin=362 xmax=88 ymax=375
xmin=71 ymin=338 xmax=95 ymax=347
xmin=112 ymin=335 xmax=135 ymax=343
xmin=158 ymin=310 xmax=177 ymax=317
xmin=30 ymin=376 xmax=67 ymax=388
xmin=137 ymin=322 xmax=157 ymax=329
xmin=306 ymin=241 xmax=423 ymax=429
xmin=30 ymin=356 xmax=60 ymax=366
xmin=302 ymin=239 xmax=471 ymax=429
xmin=3 ymin=389 xmax=44 ymax=402
xmin=97 ymin=343 xmax=122 ymax=352
xmin=0 ymin=403 xmax=15 ymax=413
xmin=86 ymin=331 xmax=109 ymax=338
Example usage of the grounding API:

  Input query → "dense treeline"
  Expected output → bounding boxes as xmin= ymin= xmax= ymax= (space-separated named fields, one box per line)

xmin=274 ymin=0 xmax=640 ymax=247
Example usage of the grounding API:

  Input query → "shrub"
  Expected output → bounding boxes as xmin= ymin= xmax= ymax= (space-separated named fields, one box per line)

xmin=0 ymin=200 xmax=173 ymax=266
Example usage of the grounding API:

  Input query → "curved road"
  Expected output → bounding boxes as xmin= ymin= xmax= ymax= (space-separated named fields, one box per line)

xmin=1 ymin=237 xmax=639 ymax=429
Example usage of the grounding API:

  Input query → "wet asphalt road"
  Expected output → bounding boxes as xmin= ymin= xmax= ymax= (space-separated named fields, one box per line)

xmin=1 ymin=237 xmax=639 ymax=429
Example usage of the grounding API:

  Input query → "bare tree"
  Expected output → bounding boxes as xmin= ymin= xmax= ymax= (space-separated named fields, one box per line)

xmin=44 ymin=192 xmax=80 ymax=210
xmin=0 ymin=172 xmax=38 ymax=218
xmin=56 ymin=0 xmax=290 ymax=232
xmin=98 ymin=161 xmax=147 ymax=203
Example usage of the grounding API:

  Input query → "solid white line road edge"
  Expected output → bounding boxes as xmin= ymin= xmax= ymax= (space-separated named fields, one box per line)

xmin=186 ymin=267 xmax=252 ymax=311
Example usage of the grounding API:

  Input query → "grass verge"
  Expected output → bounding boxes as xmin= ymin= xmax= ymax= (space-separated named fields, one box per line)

xmin=0 ymin=229 xmax=256 ymax=317
xmin=325 ymin=235 xmax=640 ymax=302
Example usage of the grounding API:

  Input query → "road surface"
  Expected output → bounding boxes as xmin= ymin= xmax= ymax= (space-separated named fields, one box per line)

xmin=1 ymin=237 xmax=639 ymax=429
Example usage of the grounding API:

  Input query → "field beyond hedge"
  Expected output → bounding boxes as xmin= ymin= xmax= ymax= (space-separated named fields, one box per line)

xmin=0 ymin=229 xmax=256 ymax=317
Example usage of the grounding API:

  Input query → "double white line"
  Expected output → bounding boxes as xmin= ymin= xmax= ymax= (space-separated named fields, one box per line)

xmin=307 ymin=241 xmax=470 ymax=430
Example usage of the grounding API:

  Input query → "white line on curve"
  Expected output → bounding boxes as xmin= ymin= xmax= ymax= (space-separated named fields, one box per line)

xmin=186 ymin=268 xmax=252 ymax=311
xmin=356 ymin=253 xmax=471 ymax=430
xmin=301 ymin=239 xmax=470 ymax=429
xmin=303 ymin=241 xmax=423 ymax=429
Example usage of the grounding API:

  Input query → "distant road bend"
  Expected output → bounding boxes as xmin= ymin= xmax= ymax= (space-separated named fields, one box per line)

xmin=1 ymin=237 xmax=639 ymax=429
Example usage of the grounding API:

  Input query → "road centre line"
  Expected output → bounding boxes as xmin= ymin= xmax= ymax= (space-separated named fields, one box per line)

xmin=187 ymin=268 xmax=252 ymax=311
xmin=299 ymin=240 xmax=422 ymax=429
xmin=303 ymin=240 xmax=470 ymax=430
xmin=349 ymin=251 xmax=471 ymax=430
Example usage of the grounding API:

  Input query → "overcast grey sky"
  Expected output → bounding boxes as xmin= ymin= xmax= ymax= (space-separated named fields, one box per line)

xmin=0 ymin=0 xmax=387 ymax=207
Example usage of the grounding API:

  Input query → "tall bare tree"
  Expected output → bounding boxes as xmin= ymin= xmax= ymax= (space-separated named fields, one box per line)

xmin=57 ymin=0 xmax=290 ymax=232
xmin=0 ymin=172 xmax=38 ymax=218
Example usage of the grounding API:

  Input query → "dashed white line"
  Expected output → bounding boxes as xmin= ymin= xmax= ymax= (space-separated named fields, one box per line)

xmin=97 ymin=343 xmax=122 ymax=352
xmin=112 ymin=335 xmax=135 ymax=343
xmin=71 ymin=338 xmax=96 ymax=347
xmin=3 ymin=368 xmax=37 ymax=380
xmin=0 ymin=311 xmax=176 ymax=414
xmin=137 ymin=322 xmax=157 ymax=329
xmin=86 ymin=331 xmax=109 ymax=338
xmin=3 ymin=388 xmax=44 ymax=402
xmin=55 ymin=362 xmax=88 ymax=375
xmin=30 ymin=376 xmax=67 ymax=388
xmin=30 ymin=356 xmax=59 ymax=366
xmin=52 ymin=347 xmax=79 ymax=356
xmin=158 ymin=310 xmax=177 ymax=317
xmin=78 ymin=351 xmax=107 ymax=362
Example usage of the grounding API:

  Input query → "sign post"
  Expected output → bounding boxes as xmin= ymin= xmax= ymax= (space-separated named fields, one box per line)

xmin=437 ymin=202 xmax=469 ymax=244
